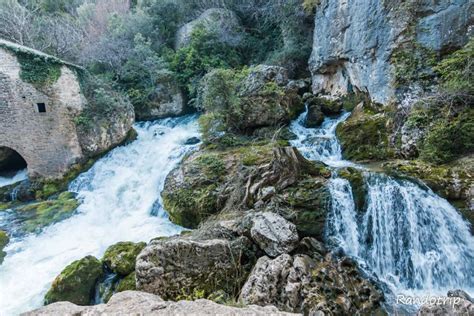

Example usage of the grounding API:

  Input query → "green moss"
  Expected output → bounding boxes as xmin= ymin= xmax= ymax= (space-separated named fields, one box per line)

xmin=16 ymin=52 xmax=62 ymax=87
xmin=338 ymin=168 xmax=367 ymax=212
xmin=336 ymin=111 xmax=395 ymax=162
xmin=0 ymin=230 xmax=9 ymax=264
xmin=102 ymin=242 xmax=146 ymax=276
xmin=391 ymin=41 xmax=438 ymax=88
xmin=434 ymin=37 xmax=474 ymax=94
xmin=164 ymin=184 xmax=219 ymax=229
xmin=282 ymin=178 xmax=331 ymax=239
xmin=196 ymin=154 xmax=226 ymax=179
xmin=115 ymin=272 xmax=137 ymax=292
xmin=16 ymin=191 xmax=79 ymax=233
xmin=405 ymin=98 xmax=474 ymax=164
xmin=44 ymin=255 xmax=104 ymax=305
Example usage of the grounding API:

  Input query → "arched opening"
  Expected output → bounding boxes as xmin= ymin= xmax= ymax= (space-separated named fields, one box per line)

xmin=0 ymin=147 xmax=28 ymax=186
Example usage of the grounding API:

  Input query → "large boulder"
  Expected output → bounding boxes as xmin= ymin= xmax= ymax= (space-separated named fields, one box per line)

xmin=309 ymin=0 xmax=473 ymax=104
xmin=25 ymin=291 xmax=298 ymax=316
xmin=175 ymin=8 xmax=244 ymax=49
xmin=102 ymin=241 xmax=146 ymax=276
xmin=44 ymin=256 xmax=104 ymax=306
xmin=135 ymin=236 xmax=255 ymax=300
xmin=198 ymin=66 xmax=304 ymax=134
xmin=248 ymin=212 xmax=299 ymax=257
xmin=336 ymin=102 xmax=395 ymax=162
xmin=162 ymin=145 xmax=330 ymax=231
xmin=134 ymin=73 xmax=186 ymax=121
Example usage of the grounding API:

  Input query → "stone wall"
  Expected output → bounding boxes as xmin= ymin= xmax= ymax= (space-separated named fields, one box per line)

xmin=0 ymin=48 xmax=85 ymax=179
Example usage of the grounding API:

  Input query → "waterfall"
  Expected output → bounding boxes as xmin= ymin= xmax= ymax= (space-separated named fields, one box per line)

xmin=0 ymin=115 xmax=199 ymax=315
xmin=290 ymin=110 xmax=474 ymax=301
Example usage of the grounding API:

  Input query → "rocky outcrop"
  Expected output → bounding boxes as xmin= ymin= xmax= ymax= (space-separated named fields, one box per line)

xmin=336 ymin=102 xmax=395 ymax=162
xmin=198 ymin=65 xmax=304 ymax=135
xmin=417 ymin=290 xmax=474 ymax=316
xmin=175 ymin=8 xmax=244 ymax=49
xmin=239 ymin=252 xmax=384 ymax=314
xmin=136 ymin=235 xmax=255 ymax=300
xmin=309 ymin=0 xmax=473 ymax=104
xmin=26 ymin=291 xmax=298 ymax=316
xmin=134 ymin=73 xmax=186 ymax=121
xmin=162 ymin=145 xmax=331 ymax=231
xmin=44 ymin=256 xmax=104 ymax=306
xmin=248 ymin=212 xmax=299 ymax=257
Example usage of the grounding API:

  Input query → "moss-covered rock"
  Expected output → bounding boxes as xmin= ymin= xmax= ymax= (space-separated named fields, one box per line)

xmin=338 ymin=167 xmax=367 ymax=212
xmin=197 ymin=66 xmax=303 ymax=137
xmin=278 ymin=177 xmax=331 ymax=239
xmin=0 ymin=230 xmax=9 ymax=264
xmin=44 ymin=255 xmax=104 ymax=306
xmin=102 ymin=242 xmax=146 ymax=276
xmin=336 ymin=103 xmax=395 ymax=162
xmin=14 ymin=191 xmax=79 ymax=234
xmin=116 ymin=272 xmax=137 ymax=292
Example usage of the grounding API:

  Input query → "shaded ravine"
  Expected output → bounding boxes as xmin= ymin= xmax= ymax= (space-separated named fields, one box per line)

xmin=290 ymin=110 xmax=474 ymax=309
xmin=0 ymin=115 xmax=199 ymax=315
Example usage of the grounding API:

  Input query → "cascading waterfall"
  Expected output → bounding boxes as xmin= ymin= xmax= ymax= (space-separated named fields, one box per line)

xmin=0 ymin=115 xmax=199 ymax=315
xmin=290 ymin=110 xmax=474 ymax=303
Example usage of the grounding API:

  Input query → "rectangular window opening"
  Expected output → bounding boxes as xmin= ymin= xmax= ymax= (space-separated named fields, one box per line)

xmin=37 ymin=103 xmax=46 ymax=113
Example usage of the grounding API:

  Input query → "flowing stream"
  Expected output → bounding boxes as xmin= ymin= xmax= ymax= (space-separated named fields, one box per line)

xmin=0 ymin=115 xmax=199 ymax=315
xmin=0 ymin=169 xmax=28 ymax=188
xmin=290 ymin=110 xmax=474 ymax=308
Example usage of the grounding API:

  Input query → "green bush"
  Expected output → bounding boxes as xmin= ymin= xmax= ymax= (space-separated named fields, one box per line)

xmin=435 ymin=37 xmax=474 ymax=94
xmin=169 ymin=27 xmax=243 ymax=98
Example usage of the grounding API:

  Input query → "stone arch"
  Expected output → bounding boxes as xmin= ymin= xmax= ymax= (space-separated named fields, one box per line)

xmin=0 ymin=146 xmax=28 ymax=176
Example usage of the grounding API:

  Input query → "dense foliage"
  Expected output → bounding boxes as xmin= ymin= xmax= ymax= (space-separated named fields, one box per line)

xmin=0 ymin=0 xmax=314 ymax=116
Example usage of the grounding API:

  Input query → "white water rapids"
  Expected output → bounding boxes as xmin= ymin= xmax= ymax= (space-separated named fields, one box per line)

xmin=0 ymin=115 xmax=199 ymax=315
xmin=290 ymin=110 xmax=474 ymax=306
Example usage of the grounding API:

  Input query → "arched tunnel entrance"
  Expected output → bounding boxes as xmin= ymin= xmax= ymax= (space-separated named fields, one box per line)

xmin=0 ymin=147 xmax=28 ymax=184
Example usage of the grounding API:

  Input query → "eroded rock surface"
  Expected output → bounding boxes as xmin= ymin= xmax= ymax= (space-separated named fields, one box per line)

xmin=25 ymin=291 xmax=299 ymax=316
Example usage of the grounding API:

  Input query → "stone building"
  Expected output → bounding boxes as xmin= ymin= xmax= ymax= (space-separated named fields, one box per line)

xmin=0 ymin=39 xmax=134 ymax=179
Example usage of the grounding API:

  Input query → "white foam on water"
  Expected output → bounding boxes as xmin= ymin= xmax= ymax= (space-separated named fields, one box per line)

xmin=291 ymin=110 xmax=474 ymax=302
xmin=0 ymin=169 xmax=28 ymax=188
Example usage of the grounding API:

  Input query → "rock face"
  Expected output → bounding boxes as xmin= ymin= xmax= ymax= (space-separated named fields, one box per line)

xmin=25 ymin=291 xmax=298 ymax=316
xmin=249 ymin=212 xmax=299 ymax=257
xmin=175 ymin=8 xmax=244 ymax=49
xmin=44 ymin=256 xmax=104 ymax=306
xmin=309 ymin=0 xmax=473 ymax=104
xmin=136 ymin=236 xmax=255 ymax=300
xmin=417 ymin=290 xmax=474 ymax=316
xmin=240 ymin=253 xmax=384 ymax=314
xmin=134 ymin=73 xmax=186 ymax=121
xmin=0 ymin=39 xmax=134 ymax=179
